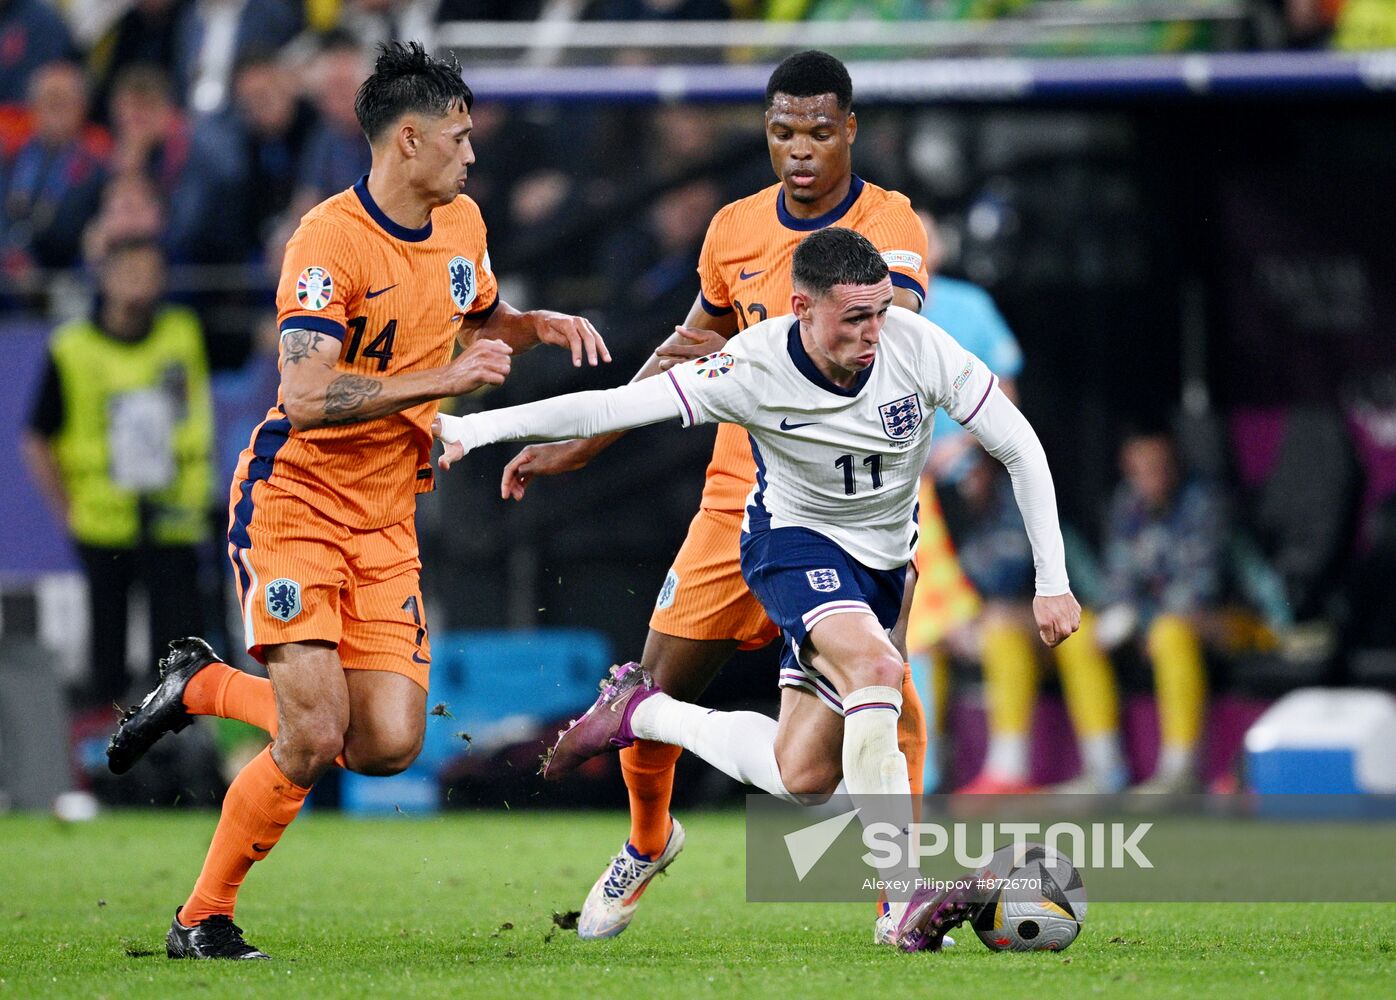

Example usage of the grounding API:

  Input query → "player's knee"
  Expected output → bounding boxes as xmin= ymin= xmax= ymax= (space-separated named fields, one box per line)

xmin=276 ymin=721 xmax=346 ymax=776
xmin=846 ymin=651 xmax=905 ymax=692
xmin=342 ymin=731 xmax=423 ymax=776
xmin=778 ymin=758 xmax=841 ymax=803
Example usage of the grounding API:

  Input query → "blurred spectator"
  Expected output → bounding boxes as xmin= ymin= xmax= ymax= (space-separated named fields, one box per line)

xmin=87 ymin=0 xmax=189 ymax=115
xmin=1332 ymin=0 xmax=1396 ymax=51
xmin=587 ymin=0 xmax=731 ymax=18
xmin=918 ymin=208 xmax=1023 ymax=486
xmin=107 ymin=64 xmax=189 ymax=191
xmin=168 ymin=48 xmax=312 ymax=264
xmin=0 ymin=0 xmax=76 ymax=105
xmin=942 ymin=451 xmax=1129 ymax=795
xmin=1093 ymin=428 xmax=1226 ymax=794
xmin=339 ymin=0 xmax=440 ymax=50
xmin=603 ymin=178 xmax=721 ymax=342
xmin=174 ymin=0 xmax=302 ymax=113
xmin=82 ymin=169 xmax=167 ymax=265
xmin=22 ymin=237 xmax=213 ymax=708
xmin=905 ymin=208 xmax=1023 ymax=787
xmin=292 ymin=29 xmax=369 ymax=209
xmin=1 ymin=61 xmax=107 ymax=271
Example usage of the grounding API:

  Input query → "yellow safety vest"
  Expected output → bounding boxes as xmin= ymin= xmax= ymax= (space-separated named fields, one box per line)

xmin=49 ymin=306 xmax=214 ymax=548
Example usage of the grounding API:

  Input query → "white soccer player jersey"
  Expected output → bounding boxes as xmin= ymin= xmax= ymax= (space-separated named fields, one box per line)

xmin=661 ymin=307 xmax=996 ymax=571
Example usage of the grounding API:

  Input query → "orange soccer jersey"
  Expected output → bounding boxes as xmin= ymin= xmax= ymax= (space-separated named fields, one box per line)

xmin=233 ymin=176 xmax=500 ymax=532
xmin=695 ymin=176 xmax=930 ymax=513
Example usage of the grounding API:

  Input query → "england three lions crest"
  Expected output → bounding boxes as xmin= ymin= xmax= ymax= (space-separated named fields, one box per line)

xmin=879 ymin=394 xmax=923 ymax=441
xmin=448 ymin=256 xmax=476 ymax=311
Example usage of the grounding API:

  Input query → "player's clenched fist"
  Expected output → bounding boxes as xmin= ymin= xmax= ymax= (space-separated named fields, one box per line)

xmin=1032 ymin=592 xmax=1082 ymax=648
xmin=532 ymin=310 xmax=612 ymax=368
xmin=444 ymin=337 xmax=513 ymax=394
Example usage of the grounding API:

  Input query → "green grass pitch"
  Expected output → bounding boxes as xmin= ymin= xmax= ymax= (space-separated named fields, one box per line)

xmin=2 ymin=809 xmax=1391 ymax=999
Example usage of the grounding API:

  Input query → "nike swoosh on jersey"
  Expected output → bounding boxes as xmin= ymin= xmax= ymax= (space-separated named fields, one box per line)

xmin=738 ymin=268 xmax=765 ymax=281
xmin=780 ymin=417 xmax=818 ymax=430
xmin=365 ymin=284 xmax=398 ymax=298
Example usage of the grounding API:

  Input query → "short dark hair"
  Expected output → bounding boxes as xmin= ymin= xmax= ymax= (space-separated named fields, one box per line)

xmin=355 ymin=41 xmax=473 ymax=144
xmin=792 ymin=227 xmax=888 ymax=296
xmin=765 ymin=50 xmax=853 ymax=112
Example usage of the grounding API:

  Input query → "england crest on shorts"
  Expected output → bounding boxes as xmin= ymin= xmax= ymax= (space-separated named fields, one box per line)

xmin=265 ymin=578 xmax=302 ymax=622
xmin=806 ymin=568 xmax=841 ymax=593
xmin=448 ymin=256 xmax=476 ymax=311
xmin=879 ymin=393 xmax=923 ymax=441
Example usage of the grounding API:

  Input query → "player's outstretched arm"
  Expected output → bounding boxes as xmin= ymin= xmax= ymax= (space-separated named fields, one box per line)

xmin=461 ymin=300 xmax=612 ymax=368
xmin=498 ymin=294 xmax=739 ymax=499
xmin=966 ymin=386 xmax=1081 ymax=646
xmin=278 ymin=326 xmax=513 ymax=430
xmin=435 ymin=378 xmax=686 ymax=485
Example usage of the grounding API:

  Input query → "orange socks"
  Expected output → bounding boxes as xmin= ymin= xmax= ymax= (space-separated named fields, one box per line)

xmin=183 ymin=662 xmax=278 ymax=737
xmin=621 ymin=741 xmax=683 ymax=857
xmin=180 ymin=746 xmax=309 ymax=925
xmin=898 ymin=662 xmax=928 ymax=812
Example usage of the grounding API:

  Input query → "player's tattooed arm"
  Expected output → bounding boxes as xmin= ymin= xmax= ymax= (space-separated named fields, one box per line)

xmin=321 ymin=374 xmax=385 ymax=425
xmin=281 ymin=329 xmax=324 ymax=365
xmin=279 ymin=328 xmax=511 ymax=430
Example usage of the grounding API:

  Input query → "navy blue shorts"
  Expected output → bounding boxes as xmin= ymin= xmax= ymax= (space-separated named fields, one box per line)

xmin=740 ymin=525 xmax=906 ymax=715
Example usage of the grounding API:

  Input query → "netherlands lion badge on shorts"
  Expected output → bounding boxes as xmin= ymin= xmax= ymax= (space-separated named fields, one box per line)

xmin=656 ymin=568 xmax=680 ymax=609
xmin=265 ymin=578 xmax=302 ymax=622
xmin=806 ymin=568 xmax=841 ymax=593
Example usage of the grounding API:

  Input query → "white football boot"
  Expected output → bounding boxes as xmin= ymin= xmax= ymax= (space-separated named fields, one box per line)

xmin=875 ymin=909 xmax=955 ymax=948
xmin=577 ymin=818 xmax=686 ymax=940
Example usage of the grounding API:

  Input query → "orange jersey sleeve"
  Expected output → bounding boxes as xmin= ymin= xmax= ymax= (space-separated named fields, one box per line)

xmin=858 ymin=192 xmax=930 ymax=307
xmin=276 ymin=215 xmax=364 ymax=343
xmin=696 ymin=202 xmax=740 ymax=317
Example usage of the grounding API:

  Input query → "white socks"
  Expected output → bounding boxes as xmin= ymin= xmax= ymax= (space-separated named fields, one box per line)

xmin=1156 ymin=743 xmax=1197 ymax=782
xmin=841 ymin=686 xmax=918 ymax=919
xmin=630 ymin=693 xmax=794 ymax=801
xmin=983 ymin=733 xmax=1029 ymax=783
xmin=1081 ymin=732 xmax=1128 ymax=790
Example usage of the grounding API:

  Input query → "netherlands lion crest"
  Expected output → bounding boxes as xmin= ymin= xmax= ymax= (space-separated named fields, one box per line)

xmin=878 ymin=393 xmax=923 ymax=441
xmin=265 ymin=578 xmax=302 ymax=622
xmin=448 ymin=256 xmax=476 ymax=311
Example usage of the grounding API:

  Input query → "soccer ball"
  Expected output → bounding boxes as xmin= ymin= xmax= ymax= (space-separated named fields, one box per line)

xmin=972 ymin=844 xmax=1087 ymax=952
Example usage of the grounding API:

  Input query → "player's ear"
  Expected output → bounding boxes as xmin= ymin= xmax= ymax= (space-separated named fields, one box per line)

xmin=397 ymin=122 xmax=418 ymax=158
xmin=791 ymin=290 xmax=811 ymax=321
xmin=845 ymin=111 xmax=857 ymax=145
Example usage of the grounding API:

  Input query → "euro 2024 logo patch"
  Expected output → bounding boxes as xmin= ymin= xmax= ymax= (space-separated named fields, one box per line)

xmin=265 ymin=578 xmax=302 ymax=622
xmin=694 ymin=352 xmax=736 ymax=379
xmin=879 ymin=393 xmax=923 ymax=441
xmin=806 ymin=568 xmax=841 ymax=593
xmin=296 ymin=267 xmax=333 ymax=310
xmin=449 ymin=256 xmax=476 ymax=311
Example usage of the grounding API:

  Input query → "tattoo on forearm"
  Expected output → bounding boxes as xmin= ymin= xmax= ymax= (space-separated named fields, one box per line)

xmin=281 ymin=329 xmax=324 ymax=365
xmin=323 ymin=374 xmax=384 ymax=423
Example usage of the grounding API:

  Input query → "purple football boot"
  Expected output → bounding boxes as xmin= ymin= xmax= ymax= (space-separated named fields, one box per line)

xmin=540 ymin=662 xmax=658 ymax=780
xmin=894 ymin=879 xmax=984 ymax=953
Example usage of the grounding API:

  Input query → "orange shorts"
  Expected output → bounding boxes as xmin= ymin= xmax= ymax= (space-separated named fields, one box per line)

xmin=649 ymin=507 xmax=780 ymax=651
xmin=226 ymin=479 xmax=431 ymax=690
